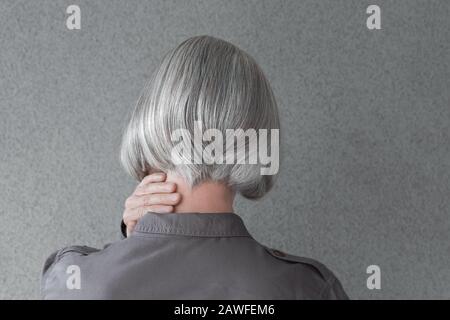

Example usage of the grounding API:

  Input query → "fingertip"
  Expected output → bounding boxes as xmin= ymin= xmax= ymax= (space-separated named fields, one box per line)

xmin=166 ymin=182 xmax=176 ymax=192
xmin=172 ymin=192 xmax=181 ymax=202
xmin=153 ymin=172 xmax=166 ymax=181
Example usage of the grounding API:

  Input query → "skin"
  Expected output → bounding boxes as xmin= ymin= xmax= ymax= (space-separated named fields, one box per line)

xmin=164 ymin=171 xmax=235 ymax=214
xmin=123 ymin=172 xmax=236 ymax=236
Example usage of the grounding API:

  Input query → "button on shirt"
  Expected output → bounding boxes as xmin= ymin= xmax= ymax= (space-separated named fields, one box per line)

xmin=41 ymin=212 xmax=349 ymax=299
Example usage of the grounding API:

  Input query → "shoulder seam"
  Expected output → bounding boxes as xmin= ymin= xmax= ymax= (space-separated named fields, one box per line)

xmin=57 ymin=245 xmax=99 ymax=258
xmin=263 ymin=246 xmax=332 ymax=281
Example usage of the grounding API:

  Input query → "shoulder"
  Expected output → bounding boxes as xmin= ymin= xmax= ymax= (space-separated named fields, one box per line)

xmin=263 ymin=247 xmax=349 ymax=300
xmin=264 ymin=247 xmax=335 ymax=280
xmin=41 ymin=245 xmax=101 ymax=298
xmin=42 ymin=245 xmax=101 ymax=270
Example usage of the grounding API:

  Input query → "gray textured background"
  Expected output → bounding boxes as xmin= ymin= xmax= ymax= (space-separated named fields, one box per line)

xmin=0 ymin=0 xmax=449 ymax=299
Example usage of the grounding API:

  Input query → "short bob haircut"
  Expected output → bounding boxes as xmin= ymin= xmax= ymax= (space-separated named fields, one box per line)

xmin=120 ymin=35 xmax=280 ymax=199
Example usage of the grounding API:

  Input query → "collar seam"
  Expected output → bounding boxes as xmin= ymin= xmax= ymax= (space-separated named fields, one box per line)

xmin=133 ymin=228 xmax=251 ymax=238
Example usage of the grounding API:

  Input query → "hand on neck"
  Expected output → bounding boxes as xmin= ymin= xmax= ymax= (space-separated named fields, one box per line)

xmin=165 ymin=171 xmax=235 ymax=214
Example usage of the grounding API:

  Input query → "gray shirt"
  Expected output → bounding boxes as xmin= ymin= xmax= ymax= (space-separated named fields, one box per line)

xmin=41 ymin=212 xmax=348 ymax=299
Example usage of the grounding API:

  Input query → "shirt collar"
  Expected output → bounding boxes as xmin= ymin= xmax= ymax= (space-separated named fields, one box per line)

xmin=132 ymin=212 xmax=252 ymax=238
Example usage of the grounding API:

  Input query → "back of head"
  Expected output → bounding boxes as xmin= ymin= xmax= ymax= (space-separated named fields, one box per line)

xmin=121 ymin=35 xmax=280 ymax=199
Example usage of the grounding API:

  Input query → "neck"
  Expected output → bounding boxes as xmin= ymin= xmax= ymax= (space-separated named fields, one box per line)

xmin=165 ymin=171 xmax=235 ymax=213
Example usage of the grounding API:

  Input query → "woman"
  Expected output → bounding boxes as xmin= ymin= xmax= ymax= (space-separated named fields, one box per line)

xmin=41 ymin=35 xmax=348 ymax=299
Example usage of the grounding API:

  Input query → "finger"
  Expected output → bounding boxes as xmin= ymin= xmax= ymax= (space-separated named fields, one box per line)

xmin=126 ymin=193 xmax=181 ymax=209
xmin=126 ymin=221 xmax=137 ymax=237
xmin=138 ymin=172 xmax=166 ymax=187
xmin=123 ymin=205 xmax=174 ymax=225
xmin=134 ymin=182 xmax=176 ymax=196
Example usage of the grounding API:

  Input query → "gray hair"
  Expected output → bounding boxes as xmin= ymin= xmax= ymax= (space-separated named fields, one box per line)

xmin=120 ymin=35 xmax=280 ymax=199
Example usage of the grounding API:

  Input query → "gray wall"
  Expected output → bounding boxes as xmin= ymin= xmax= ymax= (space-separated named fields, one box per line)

xmin=0 ymin=0 xmax=449 ymax=299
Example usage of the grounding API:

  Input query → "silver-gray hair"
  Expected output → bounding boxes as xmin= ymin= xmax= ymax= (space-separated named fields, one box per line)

xmin=120 ymin=35 xmax=280 ymax=199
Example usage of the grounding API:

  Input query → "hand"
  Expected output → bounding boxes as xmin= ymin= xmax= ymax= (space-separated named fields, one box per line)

xmin=123 ymin=172 xmax=181 ymax=236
